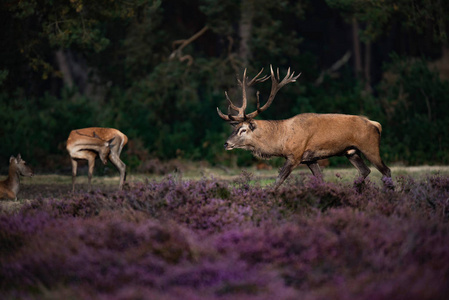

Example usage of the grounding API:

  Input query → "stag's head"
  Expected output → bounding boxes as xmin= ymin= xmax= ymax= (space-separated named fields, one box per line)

xmin=217 ymin=65 xmax=300 ymax=150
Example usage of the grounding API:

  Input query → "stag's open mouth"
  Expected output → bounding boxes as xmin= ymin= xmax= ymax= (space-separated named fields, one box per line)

xmin=224 ymin=142 xmax=234 ymax=150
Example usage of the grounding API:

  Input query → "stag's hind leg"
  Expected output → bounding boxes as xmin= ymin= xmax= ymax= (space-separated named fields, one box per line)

xmin=306 ymin=162 xmax=323 ymax=178
xmin=361 ymin=149 xmax=391 ymax=178
xmin=346 ymin=150 xmax=371 ymax=179
xmin=358 ymin=146 xmax=394 ymax=188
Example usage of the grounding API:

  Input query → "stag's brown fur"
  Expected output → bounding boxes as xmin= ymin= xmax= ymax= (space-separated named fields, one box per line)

xmin=0 ymin=154 xmax=33 ymax=200
xmin=66 ymin=127 xmax=128 ymax=192
xmin=219 ymin=66 xmax=391 ymax=189
xmin=225 ymin=113 xmax=391 ymax=189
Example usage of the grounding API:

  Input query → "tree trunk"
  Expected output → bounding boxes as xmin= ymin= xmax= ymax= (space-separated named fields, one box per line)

xmin=364 ymin=40 xmax=372 ymax=93
xmin=352 ymin=17 xmax=362 ymax=79
xmin=235 ymin=0 xmax=255 ymax=110
xmin=239 ymin=0 xmax=254 ymax=67
xmin=55 ymin=50 xmax=74 ymax=88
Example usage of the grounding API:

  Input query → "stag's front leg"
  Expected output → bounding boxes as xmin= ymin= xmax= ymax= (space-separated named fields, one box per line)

xmin=274 ymin=159 xmax=297 ymax=190
xmin=306 ymin=162 xmax=323 ymax=179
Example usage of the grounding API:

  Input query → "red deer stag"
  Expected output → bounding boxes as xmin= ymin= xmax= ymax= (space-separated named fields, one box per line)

xmin=0 ymin=154 xmax=33 ymax=200
xmin=217 ymin=66 xmax=392 ymax=189
xmin=66 ymin=127 xmax=128 ymax=192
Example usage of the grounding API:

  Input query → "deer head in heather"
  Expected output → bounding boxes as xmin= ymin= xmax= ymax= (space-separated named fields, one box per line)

xmin=0 ymin=154 xmax=33 ymax=200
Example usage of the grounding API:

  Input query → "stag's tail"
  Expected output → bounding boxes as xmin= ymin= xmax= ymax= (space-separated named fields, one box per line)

xmin=369 ymin=120 xmax=382 ymax=135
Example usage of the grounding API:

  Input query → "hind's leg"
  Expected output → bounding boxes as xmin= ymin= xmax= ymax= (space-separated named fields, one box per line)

xmin=71 ymin=159 xmax=78 ymax=192
xmin=109 ymin=152 xmax=127 ymax=190
xmin=86 ymin=152 xmax=97 ymax=192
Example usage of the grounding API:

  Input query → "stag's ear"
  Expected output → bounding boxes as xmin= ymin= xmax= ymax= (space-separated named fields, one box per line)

xmin=249 ymin=121 xmax=257 ymax=131
xmin=229 ymin=121 xmax=240 ymax=127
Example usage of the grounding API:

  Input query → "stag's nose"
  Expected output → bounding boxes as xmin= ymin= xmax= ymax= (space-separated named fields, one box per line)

xmin=223 ymin=142 xmax=228 ymax=149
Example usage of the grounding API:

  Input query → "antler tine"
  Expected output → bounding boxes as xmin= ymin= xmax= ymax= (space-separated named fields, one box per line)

xmin=278 ymin=67 xmax=301 ymax=89
xmin=247 ymin=68 xmax=270 ymax=86
xmin=241 ymin=68 xmax=248 ymax=113
xmin=245 ymin=65 xmax=301 ymax=119
xmin=284 ymin=67 xmax=291 ymax=81
xmin=255 ymin=90 xmax=261 ymax=111
xmin=217 ymin=69 xmax=249 ymax=122
xmin=216 ymin=90 xmax=242 ymax=122
xmin=218 ymin=66 xmax=300 ymax=122
xmin=225 ymin=91 xmax=240 ymax=112
xmin=270 ymin=64 xmax=277 ymax=81
xmin=216 ymin=107 xmax=231 ymax=121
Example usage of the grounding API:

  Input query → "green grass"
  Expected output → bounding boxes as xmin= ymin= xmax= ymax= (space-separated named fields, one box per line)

xmin=17 ymin=164 xmax=449 ymax=188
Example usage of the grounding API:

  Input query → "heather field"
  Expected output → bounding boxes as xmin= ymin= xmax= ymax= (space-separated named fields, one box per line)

xmin=1 ymin=166 xmax=449 ymax=300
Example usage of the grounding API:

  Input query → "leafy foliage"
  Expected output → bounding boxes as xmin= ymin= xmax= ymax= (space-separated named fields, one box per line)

xmin=325 ymin=0 xmax=397 ymax=43
xmin=1 ymin=0 xmax=448 ymax=170
xmin=0 ymin=88 xmax=102 ymax=170
xmin=378 ymin=54 xmax=449 ymax=164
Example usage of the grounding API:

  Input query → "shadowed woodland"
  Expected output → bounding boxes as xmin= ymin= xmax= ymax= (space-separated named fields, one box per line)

xmin=1 ymin=0 xmax=449 ymax=173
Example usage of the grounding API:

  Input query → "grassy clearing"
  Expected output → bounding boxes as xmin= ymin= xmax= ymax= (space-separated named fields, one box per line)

xmin=18 ymin=164 xmax=449 ymax=187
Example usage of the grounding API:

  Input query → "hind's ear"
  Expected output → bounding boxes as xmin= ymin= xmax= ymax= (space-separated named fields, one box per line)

xmin=9 ymin=156 xmax=17 ymax=163
xmin=17 ymin=153 xmax=21 ymax=160
xmin=108 ymin=137 xmax=117 ymax=148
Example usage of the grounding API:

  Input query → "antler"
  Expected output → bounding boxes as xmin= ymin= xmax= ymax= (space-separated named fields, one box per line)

xmin=217 ymin=68 xmax=269 ymax=122
xmin=217 ymin=65 xmax=300 ymax=122
xmin=246 ymin=65 xmax=301 ymax=119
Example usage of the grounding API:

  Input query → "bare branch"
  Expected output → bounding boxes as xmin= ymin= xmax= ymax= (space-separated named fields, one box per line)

xmin=169 ymin=26 xmax=209 ymax=65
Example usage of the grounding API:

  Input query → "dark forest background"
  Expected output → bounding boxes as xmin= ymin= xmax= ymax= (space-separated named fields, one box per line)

xmin=1 ymin=0 xmax=449 ymax=173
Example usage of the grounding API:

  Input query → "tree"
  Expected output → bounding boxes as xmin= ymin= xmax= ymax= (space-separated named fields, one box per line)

xmin=326 ymin=0 xmax=397 ymax=91
xmin=397 ymin=0 xmax=448 ymax=45
xmin=2 ymin=0 xmax=161 ymax=95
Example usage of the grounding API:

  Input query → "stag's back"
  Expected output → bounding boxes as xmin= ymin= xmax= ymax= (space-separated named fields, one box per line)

xmin=287 ymin=113 xmax=382 ymax=155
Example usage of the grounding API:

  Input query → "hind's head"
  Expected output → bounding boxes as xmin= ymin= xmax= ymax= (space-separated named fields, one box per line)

xmin=10 ymin=154 xmax=33 ymax=177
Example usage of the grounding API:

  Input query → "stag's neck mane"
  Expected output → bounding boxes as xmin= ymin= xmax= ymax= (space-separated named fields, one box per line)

xmin=251 ymin=119 xmax=286 ymax=159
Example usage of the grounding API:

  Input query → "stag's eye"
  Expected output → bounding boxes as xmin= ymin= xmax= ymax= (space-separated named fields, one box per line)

xmin=239 ymin=129 xmax=247 ymax=135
